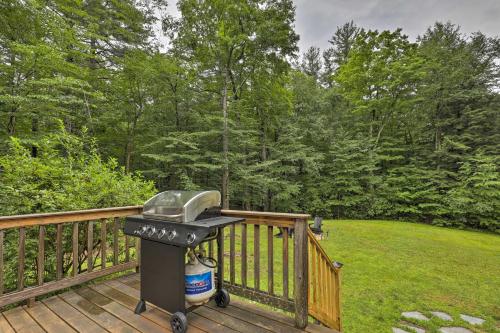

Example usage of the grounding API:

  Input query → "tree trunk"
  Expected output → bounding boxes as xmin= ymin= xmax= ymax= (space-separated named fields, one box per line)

xmin=368 ymin=109 xmax=375 ymax=193
xmin=125 ymin=118 xmax=138 ymax=174
xmin=243 ymin=144 xmax=250 ymax=210
xmin=125 ymin=140 xmax=133 ymax=174
xmin=7 ymin=54 xmax=17 ymax=135
xmin=7 ymin=111 xmax=15 ymax=135
xmin=259 ymin=114 xmax=273 ymax=211
xmin=31 ymin=116 xmax=38 ymax=157
xmin=221 ymin=69 xmax=230 ymax=209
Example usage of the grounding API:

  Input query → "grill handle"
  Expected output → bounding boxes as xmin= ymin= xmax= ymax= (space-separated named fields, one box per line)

xmin=143 ymin=212 xmax=184 ymax=220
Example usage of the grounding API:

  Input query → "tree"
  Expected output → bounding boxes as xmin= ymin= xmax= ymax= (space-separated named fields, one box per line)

xmin=0 ymin=1 xmax=97 ymax=146
xmin=334 ymin=29 xmax=424 ymax=211
xmin=167 ymin=0 xmax=298 ymax=208
xmin=301 ymin=46 xmax=322 ymax=81
xmin=448 ymin=154 xmax=500 ymax=232
xmin=323 ymin=21 xmax=363 ymax=85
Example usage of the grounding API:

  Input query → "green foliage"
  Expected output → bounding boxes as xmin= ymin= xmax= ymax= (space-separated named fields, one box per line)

xmin=0 ymin=127 xmax=155 ymax=215
xmin=0 ymin=0 xmax=498 ymax=233
xmin=0 ymin=127 xmax=155 ymax=291
xmin=448 ymin=155 xmax=500 ymax=232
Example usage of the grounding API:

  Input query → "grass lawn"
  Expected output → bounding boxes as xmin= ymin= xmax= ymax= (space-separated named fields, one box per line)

xmin=318 ymin=220 xmax=500 ymax=333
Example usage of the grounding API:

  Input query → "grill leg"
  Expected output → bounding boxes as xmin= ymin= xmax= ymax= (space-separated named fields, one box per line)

xmin=135 ymin=299 xmax=146 ymax=314
xmin=217 ymin=227 xmax=223 ymax=290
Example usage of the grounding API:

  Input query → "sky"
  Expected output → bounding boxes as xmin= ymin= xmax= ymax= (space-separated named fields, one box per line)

xmin=163 ymin=0 xmax=500 ymax=52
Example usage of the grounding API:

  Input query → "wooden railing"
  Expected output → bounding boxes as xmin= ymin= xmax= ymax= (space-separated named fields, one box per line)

xmin=0 ymin=206 xmax=142 ymax=307
xmin=308 ymin=228 xmax=342 ymax=331
xmin=220 ymin=210 xmax=310 ymax=328
xmin=0 ymin=207 xmax=341 ymax=331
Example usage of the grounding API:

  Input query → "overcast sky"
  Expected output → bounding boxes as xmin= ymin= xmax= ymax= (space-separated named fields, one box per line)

xmin=163 ymin=0 xmax=500 ymax=52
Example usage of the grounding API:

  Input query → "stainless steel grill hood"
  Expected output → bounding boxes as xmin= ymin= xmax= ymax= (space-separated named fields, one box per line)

xmin=142 ymin=190 xmax=221 ymax=223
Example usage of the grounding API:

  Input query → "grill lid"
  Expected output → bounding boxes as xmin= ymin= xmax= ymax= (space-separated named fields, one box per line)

xmin=142 ymin=190 xmax=221 ymax=223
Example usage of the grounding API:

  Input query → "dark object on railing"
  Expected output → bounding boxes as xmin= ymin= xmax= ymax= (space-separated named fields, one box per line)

xmin=274 ymin=227 xmax=294 ymax=238
xmin=309 ymin=216 xmax=329 ymax=240
xmin=124 ymin=190 xmax=244 ymax=333
xmin=333 ymin=261 xmax=344 ymax=269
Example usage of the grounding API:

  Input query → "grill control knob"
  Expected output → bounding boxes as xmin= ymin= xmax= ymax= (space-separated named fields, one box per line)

xmin=147 ymin=226 xmax=156 ymax=237
xmin=186 ymin=233 xmax=196 ymax=245
xmin=158 ymin=228 xmax=166 ymax=239
xmin=167 ymin=230 xmax=177 ymax=241
xmin=138 ymin=226 xmax=148 ymax=235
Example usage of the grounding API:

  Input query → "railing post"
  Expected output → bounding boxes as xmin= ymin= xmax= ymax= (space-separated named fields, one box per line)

xmin=294 ymin=217 xmax=308 ymax=329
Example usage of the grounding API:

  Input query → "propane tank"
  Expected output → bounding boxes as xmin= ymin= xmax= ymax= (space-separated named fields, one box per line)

xmin=185 ymin=250 xmax=216 ymax=305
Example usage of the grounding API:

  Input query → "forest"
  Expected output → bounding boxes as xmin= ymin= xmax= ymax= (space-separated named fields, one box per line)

xmin=1 ymin=0 xmax=499 ymax=233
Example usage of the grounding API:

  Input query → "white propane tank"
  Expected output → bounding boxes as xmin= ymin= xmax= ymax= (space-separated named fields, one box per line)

xmin=185 ymin=253 xmax=216 ymax=305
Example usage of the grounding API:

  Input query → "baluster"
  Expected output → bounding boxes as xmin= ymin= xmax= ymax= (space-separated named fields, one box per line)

xmin=125 ymin=233 xmax=130 ymax=262
xmin=56 ymin=224 xmax=63 ymax=280
xmin=323 ymin=258 xmax=328 ymax=313
xmin=283 ymin=227 xmax=289 ymax=299
xmin=327 ymin=266 xmax=335 ymax=316
xmin=267 ymin=226 xmax=273 ymax=294
xmin=87 ymin=221 xmax=94 ymax=272
xmin=326 ymin=260 xmax=331 ymax=314
xmin=241 ymin=223 xmax=247 ymax=288
xmin=229 ymin=224 xmax=235 ymax=284
xmin=38 ymin=225 xmax=45 ymax=285
xmin=307 ymin=239 xmax=311 ymax=308
xmin=334 ymin=268 xmax=341 ymax=325
xmin=101 ymin=219 xmax=107 ymax=269
xmin=321 ymin=257 xmax=326 ymax=309
xmin=311 ymin=240 xmax=317 ymax=306
xmin=17 ymin=227 xmax=25 ymax=291
xmin=316 ymin=247 xmax=325 ymax=306
xmin=0 ymin=230 xmax=4 ymax=295
xmin=72 ymin=223 xmax=79 ymax=276
xmin=253 ymin=224 xmax=260 ymax=290
xmin=113 ymin=217 xmax=119 ymax=265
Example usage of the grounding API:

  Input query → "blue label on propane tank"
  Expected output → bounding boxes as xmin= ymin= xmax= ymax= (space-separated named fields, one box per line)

xmin=185 ymin=271 xmax=212 ymax=295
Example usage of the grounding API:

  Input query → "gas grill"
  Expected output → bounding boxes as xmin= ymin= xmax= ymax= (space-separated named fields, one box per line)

xmin=124 ymin=190 xmax=244 ymax=333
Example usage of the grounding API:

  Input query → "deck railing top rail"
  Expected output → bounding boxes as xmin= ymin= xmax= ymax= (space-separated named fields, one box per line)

xmin=221 ymin=209 xmax=310 ymax=220
xmin=0 ymin=207 xmax=309 ymax=230
xmin=0 ymin=206 xmax=143 ymax=229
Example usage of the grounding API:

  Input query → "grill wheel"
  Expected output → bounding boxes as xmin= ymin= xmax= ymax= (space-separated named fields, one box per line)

xmin=215 ymin=288 xmax=230 ymax=308
xmin=170 ymin=312 xmax=188 ymax=333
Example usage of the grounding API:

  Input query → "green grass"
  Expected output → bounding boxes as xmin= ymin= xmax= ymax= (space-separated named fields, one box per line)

xmin=318 ymin=220 xmax=500 ymax=333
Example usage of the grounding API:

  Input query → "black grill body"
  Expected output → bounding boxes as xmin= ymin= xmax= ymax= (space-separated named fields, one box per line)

xmin=123 ymin=203 xmax=244 ymax=330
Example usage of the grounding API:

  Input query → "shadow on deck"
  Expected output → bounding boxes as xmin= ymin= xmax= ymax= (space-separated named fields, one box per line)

xmin=0 ymin=273 xmax=336 ymax=333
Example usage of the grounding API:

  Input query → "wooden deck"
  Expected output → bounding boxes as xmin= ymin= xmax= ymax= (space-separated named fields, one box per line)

xmin=0 ymin=273 xmax=337 ymax=333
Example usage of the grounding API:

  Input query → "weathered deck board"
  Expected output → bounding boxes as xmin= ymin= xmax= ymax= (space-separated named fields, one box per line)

xmin=0 ymin=313 xmax=14 ymax=333
xmin=24 ymin=302 xmax=77 ymax=333
xmin=0 ymin=273 xmax=339 ymax=333
xmin=43 ymin=295 xmax=107 ymax=333
xmin=59 ymin=290 xmax=139 ymax=333
xmin=76 ymin=286 xmax=168 ymax=333
xmin=3 ymin=306 xmax=45 ymax=333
